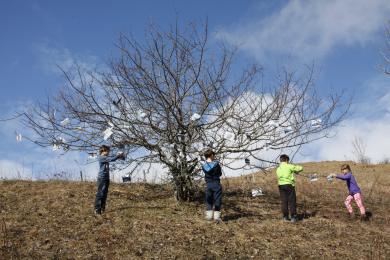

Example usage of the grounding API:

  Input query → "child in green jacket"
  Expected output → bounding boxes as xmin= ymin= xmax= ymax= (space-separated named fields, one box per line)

xmin=276 ymin=154 xmax=303 ymax=222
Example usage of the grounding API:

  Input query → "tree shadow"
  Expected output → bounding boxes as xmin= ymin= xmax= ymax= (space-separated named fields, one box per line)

xmin=297 ymin=210 xmax=318 ymax=221
xmin=106 ymin=205 xmax=167 ymax=213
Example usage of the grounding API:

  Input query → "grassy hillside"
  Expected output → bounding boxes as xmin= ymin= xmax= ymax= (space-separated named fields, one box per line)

xmin=0 ymin=161 xmax=389 ymax=259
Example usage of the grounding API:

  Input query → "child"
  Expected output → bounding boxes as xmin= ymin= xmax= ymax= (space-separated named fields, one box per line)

xmin=332 ymin=164 xmax=367 ymax=221
xmin=94 ymin=145 xmax=125 ymax=215
xmin=202 ymin=149 xmax=223 ymax=222
xmin=276 ymin=154 xmax=303 ymax=222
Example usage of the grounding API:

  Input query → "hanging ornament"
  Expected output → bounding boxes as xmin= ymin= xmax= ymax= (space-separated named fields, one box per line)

xmin=60 ymin=118 xmax=70 ymax=126
xmin=190 ymin=113 xmax=201 ymax=121
xmin=15 ymin=132 xmax=22 ymax=142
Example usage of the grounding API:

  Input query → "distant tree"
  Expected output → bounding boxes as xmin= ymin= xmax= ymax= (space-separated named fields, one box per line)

xmin=351 ymin=136 xmax=371 ymax=164
xmin=21 ymin=21 xmax=349 ymax=201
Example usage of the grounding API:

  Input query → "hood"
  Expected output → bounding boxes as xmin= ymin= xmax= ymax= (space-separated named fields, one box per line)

xmin=202 ymin=161 xmax=219 ymax=173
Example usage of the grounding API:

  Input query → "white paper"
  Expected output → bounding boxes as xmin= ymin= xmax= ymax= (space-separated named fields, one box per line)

xmin=137 ymin=110 xmax=147 ymax=120
xmin=60 ymin=118 xmax=70 ymax=126
xmin=311 ymin=119 xmax=322 ymax=128
xmin=224 ymin=131 xmax=235 ymax=141
xmin=267 ymin=120 xmax=279 ymax=128
xmin=190 ymin=113 xmax=201 ymax=121
xmin=103 ymin=127 xmax=113 ymax=140
xmin=309 ymin=174 xmax=318 ymax=182
xmin=52 ymin=143 xmax=60 ymax=151
xmin=251 ymin=188 xmax=264 ymax=197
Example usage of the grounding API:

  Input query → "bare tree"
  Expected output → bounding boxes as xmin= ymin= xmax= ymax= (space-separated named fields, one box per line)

xmin=351 ymin=136 xmax=371 ymax=164
xmin=21 ymin=21 xmax=348 ymax=201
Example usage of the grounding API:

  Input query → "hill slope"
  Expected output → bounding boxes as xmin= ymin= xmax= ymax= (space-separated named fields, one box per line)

xmin=1 ymin=161 xmax=389 ymax=259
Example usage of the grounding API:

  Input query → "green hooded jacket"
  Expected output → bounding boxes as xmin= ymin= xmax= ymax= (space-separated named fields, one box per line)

xmin=276 ymin=162 xmax=303 ymax=186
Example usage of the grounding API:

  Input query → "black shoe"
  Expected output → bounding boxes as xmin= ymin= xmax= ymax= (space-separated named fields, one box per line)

xmin=360 ymin=214 xmax=369 ymax=221
xmin=290 ymin=216 xmax=298 ymax=223
xmin=283 ymin=216 xmax=291 ymax=222
xmin=94 ymin=209 xmax=102 ymax=215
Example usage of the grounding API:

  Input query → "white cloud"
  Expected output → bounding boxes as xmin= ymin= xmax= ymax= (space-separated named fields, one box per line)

xmin=298 ymin=75 xmax=390 ymax=163
xmin=217 ymin=0 xmax=390 ymax=61
xmin=35 ymin=42 xmax=100 ymax=75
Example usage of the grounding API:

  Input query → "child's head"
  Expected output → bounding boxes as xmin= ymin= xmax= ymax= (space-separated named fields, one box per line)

xmin=340 ymin=164 xmax=351 ymax=174
xmin=204 ymin=149 xmax=215 ymax=160
xmin=99 ymin=145 xmax=110 ymax=156
xmin=280 ymin=154 xmax=290 ymax=163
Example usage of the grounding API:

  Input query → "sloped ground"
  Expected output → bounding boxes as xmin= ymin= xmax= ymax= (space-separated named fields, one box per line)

xmin=0 ymin=161 xmax=389 ymax=259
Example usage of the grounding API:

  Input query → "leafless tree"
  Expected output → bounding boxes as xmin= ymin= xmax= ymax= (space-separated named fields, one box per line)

xmin=21 ymin=21 xmax=349 ymax=201
xmin=351 ymin=136 xmax=371 ymax=164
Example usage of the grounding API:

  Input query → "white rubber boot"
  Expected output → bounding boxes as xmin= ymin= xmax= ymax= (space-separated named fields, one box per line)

xmin=213 ymin=211 xmax=222 ymax=222
xmin=205 ymin=210 xmax=213 ymax=221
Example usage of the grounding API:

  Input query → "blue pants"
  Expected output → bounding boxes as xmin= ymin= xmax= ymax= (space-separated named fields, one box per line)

xmin=95 ymin=178 xmax=110 ymax=212
xmin=205 ymin=182 xmax=222 ymax=211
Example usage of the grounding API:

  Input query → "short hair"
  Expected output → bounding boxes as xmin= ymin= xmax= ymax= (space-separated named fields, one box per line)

xmin=280 ymin=154 xmax=290 ymax=162
xmin=341 ymin=164 xmax=351 ymax=171
xmin=204 ymin=149 xmax=215 ymax=159
xmin=99 ymin=145 xmax=110 ymax=155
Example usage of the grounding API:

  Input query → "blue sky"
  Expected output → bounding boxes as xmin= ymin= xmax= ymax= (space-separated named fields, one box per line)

xmin=1 ymin=0 xmax=390 ymax=180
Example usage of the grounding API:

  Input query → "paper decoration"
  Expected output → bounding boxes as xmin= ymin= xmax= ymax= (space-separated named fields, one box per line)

xmin=60 ymin=118 xmax=70 ymax=126
xmin=190 ymin=113 xmax=201 ymax=121
xmin=311 ymin=119 xmax=322 ymax=128
xmin=137 ymin=111 xmax=147 ymax=119
xmin=245 ymin=158 xmax=250 ymax=165
xmin=224 ymin=131 xmax=235 ymax=141
xmin=15 ymin=133 xmax=22 ymax=142
xmin=267 ymin=120 xmax=279 ymax=128
xmin=309 ymin=174 xmax=318 ymax=182
xmin=103 ymin=127 xmax=113 ymax=140
xmin=251 ymin=188 xmax=264 ymax=197
xmin=52 ymin=143 xmax=60 ymax=151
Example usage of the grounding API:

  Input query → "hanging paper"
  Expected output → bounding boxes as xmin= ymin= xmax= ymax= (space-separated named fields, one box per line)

xmin=60 ymin=118 xmax=70 ymax=126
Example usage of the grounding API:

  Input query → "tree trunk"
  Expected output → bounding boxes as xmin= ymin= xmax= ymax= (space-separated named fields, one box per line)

xmin=172 ymin=168 xmax=197 ymax=202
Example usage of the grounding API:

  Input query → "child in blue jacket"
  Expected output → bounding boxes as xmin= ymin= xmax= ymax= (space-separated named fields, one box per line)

xmin=94 ymin=145 xmax=125 ymax=215
xmin=202 ymin=149 xmax=222 ymax=222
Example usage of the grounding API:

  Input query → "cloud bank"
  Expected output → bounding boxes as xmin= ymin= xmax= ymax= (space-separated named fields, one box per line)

xmin=218 ymin=0 xmax=390 ymax=61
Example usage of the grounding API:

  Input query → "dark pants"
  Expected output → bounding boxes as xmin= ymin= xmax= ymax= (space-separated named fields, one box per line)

xmin=95 ymin=178 xmax=110 ymax=212
xmin=278 ymin=184 xmax=297 ymax=218
xmin=205 ymin=182 xmax=222 ymax=211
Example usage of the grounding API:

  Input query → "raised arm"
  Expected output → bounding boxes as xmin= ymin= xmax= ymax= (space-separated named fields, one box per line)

xmin=98 ymin=154 xmax=123 ymax=163
xmin=290 ymin=164 xmax=303 ymax=173
xmin=336 ymin=172 xmax=352 ymax=180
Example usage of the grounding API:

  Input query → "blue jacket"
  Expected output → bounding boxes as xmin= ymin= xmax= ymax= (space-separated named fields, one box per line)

xmin=98 ymin=154 xmax=122 ymax=179
xmin=202 ymin=161 xmax=222 ymax=183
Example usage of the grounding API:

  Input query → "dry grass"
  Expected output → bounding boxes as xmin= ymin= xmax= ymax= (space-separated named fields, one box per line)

xmin=0 ymin=161 xmax=389 ymax=259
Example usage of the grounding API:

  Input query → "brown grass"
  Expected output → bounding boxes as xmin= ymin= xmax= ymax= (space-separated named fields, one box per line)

xmin=0 ymin=161 xmax=389 ymax=259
